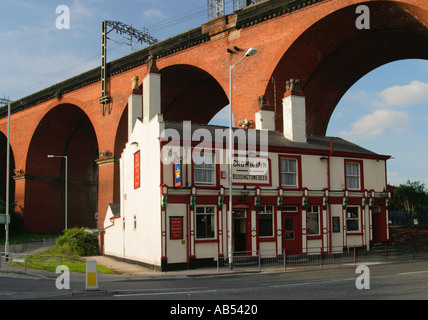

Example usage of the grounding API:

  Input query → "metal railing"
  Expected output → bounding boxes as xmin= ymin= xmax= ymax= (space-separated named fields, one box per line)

xmin=1 ymin=237 xmax=61 ymax=272
xmin=1 ymin=252 xmax=62 ymax=271
xmin=217 ymin=244 xmax=428 ymax=272
xmin=1 ymin=237 xmax=58 ymax=254
xmin=217 ymin=250 xmax=286 ymax=272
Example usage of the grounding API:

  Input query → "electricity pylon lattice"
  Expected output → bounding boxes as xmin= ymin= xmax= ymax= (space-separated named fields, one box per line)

xmin=208 ymin=0 xmax=225 ymax=19
xmin=234 ymin=0 xmax=261 ymax=11
xmin=99 ymin=20 xmax=159 ymax=116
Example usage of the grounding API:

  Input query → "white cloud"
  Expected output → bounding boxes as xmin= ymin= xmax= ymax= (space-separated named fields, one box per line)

xmin=423 ymin=115 xmax=428 ymax=122
xmin=342 ymin=90 xmax=372 ymax=103
xmin=374 ymin=80 xmax=428 ymax=108
xmin=340 ymin=109 xmax=411 ymax=140
xmin=71 ymin=0 xmax=96 ymax=18
xmin=143 ymin=8 xmax=167 ymax=20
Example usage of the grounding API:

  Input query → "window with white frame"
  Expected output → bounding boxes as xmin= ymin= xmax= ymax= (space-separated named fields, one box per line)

xmin=258 ymin=205 xmax=274 ymax=237
xmin=346 ymin=162 xmax=360 ymax=189
xmin=280 ymin=158 xmax=297 ymax=188
xmin=195 ymin=206 xmax=216 ymax=239
xmin=306 ymin=206 xmax=320 ymax=236
xmin=346 ymin=206 xmax=360 ymax=232
xmin=194 ymin=153 xmax=215 ymax=185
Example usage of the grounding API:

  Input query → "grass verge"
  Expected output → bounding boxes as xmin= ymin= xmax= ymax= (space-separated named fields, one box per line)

xmin=8 ymin=247 xmax=117 ymax=274
xmin=5 ymin=228 xmax=116 ymax=274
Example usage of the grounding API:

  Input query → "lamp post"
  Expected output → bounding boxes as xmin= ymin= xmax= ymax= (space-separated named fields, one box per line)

xmin=47 ymin=155 xmax=68 ymax=230
xmin=228 ymin=48 xmax=257 ymax=267
xmin=1 ymin=97 xmax=12 ymax=257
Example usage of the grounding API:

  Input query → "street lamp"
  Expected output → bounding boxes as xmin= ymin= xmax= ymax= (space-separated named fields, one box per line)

xmin=1 ymin=97 xmax=12 ymax=257
xmin=228 ymin=47 xmax=257 ymax=267
xmin=47 ymin=155 xmax=68 ymax=230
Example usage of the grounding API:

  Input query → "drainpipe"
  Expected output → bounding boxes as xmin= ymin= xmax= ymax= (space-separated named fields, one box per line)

xmin=328 ymin=138 xmax=333 ymax=256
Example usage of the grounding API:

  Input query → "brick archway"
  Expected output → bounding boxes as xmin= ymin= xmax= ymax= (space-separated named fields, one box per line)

xmin=263 ymin=1 xmax=428 ymax=136
xmin=0 ymin=131 xmax=15 ymax=206
xmin=2 ymin=0 xmax=428 ymax=234
xmin=24 ymin=104 xmax=99 ymax=233
xmin=160 ymin=64 xmax=229 ymax=124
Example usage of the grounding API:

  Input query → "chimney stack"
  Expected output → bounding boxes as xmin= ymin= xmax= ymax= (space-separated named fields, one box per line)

xmin=143 ymin=55 xmax=161 ymax=124
xmin=128 ymin=76 xmax=142 ymax=139
xmin=255 ymin=95 xmax=275 ymax=131
xmin=282 ymin=79 xmax=307 ymax=143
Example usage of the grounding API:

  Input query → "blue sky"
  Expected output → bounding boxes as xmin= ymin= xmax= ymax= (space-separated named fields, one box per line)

xmin=328 ymin=59 xmax=428 ymax=187
xmin=1 ymin=0 xmax=427 ymax=187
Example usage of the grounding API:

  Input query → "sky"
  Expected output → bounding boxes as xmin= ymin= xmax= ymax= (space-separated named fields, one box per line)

xmin=1 ymin=0 xmax=427 ymax=187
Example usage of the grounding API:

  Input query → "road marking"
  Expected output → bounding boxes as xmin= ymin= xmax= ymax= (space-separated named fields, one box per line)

xmin=114 ymin=289 xmax=220 ymax=298
xmin=114 ymin=278 xmax=356 ymax=298
xmin=398 ymin=271 xmax=428 ymax=276
xmin=265 ymin=278 xmax=355 ymax=288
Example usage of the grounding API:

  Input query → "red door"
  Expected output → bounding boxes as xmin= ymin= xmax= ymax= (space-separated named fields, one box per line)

xmin=372 ymin=206 xmax=387 ymax=242
xmin=282 ymin=213 xmax=302 ymax=254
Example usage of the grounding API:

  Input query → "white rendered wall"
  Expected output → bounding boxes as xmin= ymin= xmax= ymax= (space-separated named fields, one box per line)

xmin=283 ymin=94 xmax=307 ymax=143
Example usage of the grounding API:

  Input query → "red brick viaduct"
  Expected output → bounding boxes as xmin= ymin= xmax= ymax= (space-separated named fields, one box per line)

xmin=1 ymin=0 xmax=427 ymax=233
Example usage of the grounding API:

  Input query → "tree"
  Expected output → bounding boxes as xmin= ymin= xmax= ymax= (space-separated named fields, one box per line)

xmin=393 ymin=180 xmax=428 ymax=225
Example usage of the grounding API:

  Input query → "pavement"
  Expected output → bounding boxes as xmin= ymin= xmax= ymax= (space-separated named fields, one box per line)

xmin=1 ymin=246 xmax=397 ymax=293
xmin=0 ymin=251 xmax=264 ymax=282
xmin=0 ymin=247 xmax=393 ymax=282
xmin=1 ymin=251 xmax=252 ymax=299
xmin=0 ymin=248 xmax=413 ymax=300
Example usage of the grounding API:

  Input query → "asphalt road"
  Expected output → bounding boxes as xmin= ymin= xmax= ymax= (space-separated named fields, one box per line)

xmin=1 ymin=260 xmax=428 ymax=306
xmin=105 ymin=261 xmax=428 ymax=301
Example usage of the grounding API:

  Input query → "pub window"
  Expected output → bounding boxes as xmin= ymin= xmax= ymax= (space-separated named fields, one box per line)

xmin=346 ymin=206 xmax=360 ymax=232
xmin=280 ymin=158 xmax=297 ymax=188
xmin=194 ymin=153 xmax=215 ymax=186
xmin=306 ymin=206 xmax=320 ymax=236
xmin=346 ymin=162 xmax=360 ymax=189
xmin=195 ymin=206 xmax=216 ymax=239
xmin=258 ymin=205 xmax=274 ymax=237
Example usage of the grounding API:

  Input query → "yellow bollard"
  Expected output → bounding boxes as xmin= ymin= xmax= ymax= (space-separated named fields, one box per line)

xmin=85 ymin=260 xmax=99 ymax=291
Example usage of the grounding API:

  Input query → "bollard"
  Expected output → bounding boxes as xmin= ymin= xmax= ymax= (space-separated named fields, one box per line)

xmin=85 ymin=260 xmax=99 ymax=291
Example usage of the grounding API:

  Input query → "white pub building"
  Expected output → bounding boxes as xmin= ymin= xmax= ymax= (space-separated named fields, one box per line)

xmin=103 ymin=70 xmax=391 ymax=271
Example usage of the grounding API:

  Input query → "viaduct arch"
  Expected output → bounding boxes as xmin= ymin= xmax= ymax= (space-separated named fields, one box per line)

xmin=24 ymin=104 xmax=99 ymax=232
xmin=0 ymin=0 xmax=427 ymax=233
xmin=263 ymin=0 xmax=428 ymax=136
xmin=0 ymin=132 xmax=15 ymax=208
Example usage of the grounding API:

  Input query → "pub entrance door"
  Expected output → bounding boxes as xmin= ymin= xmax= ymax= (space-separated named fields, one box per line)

xmin=282 ymin=207 xmax=302 ymax=254
xmin=233 ymin=209 xmax=248 ymax=254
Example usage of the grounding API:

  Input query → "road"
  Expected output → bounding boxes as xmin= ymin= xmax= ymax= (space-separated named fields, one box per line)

xmin=1 ymin=261 xmax=427 ymax=306
xmin=104 ymin=261 xmax=428 ymax=300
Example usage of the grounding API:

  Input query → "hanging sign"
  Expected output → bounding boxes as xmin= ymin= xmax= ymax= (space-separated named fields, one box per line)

xmin=174 ymin=161 xmax=182 ymax=187
xmin=134 ymin=151 xmax=140 ymax=189
xmin=0 ymin=214 xmax=7 ymax=224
